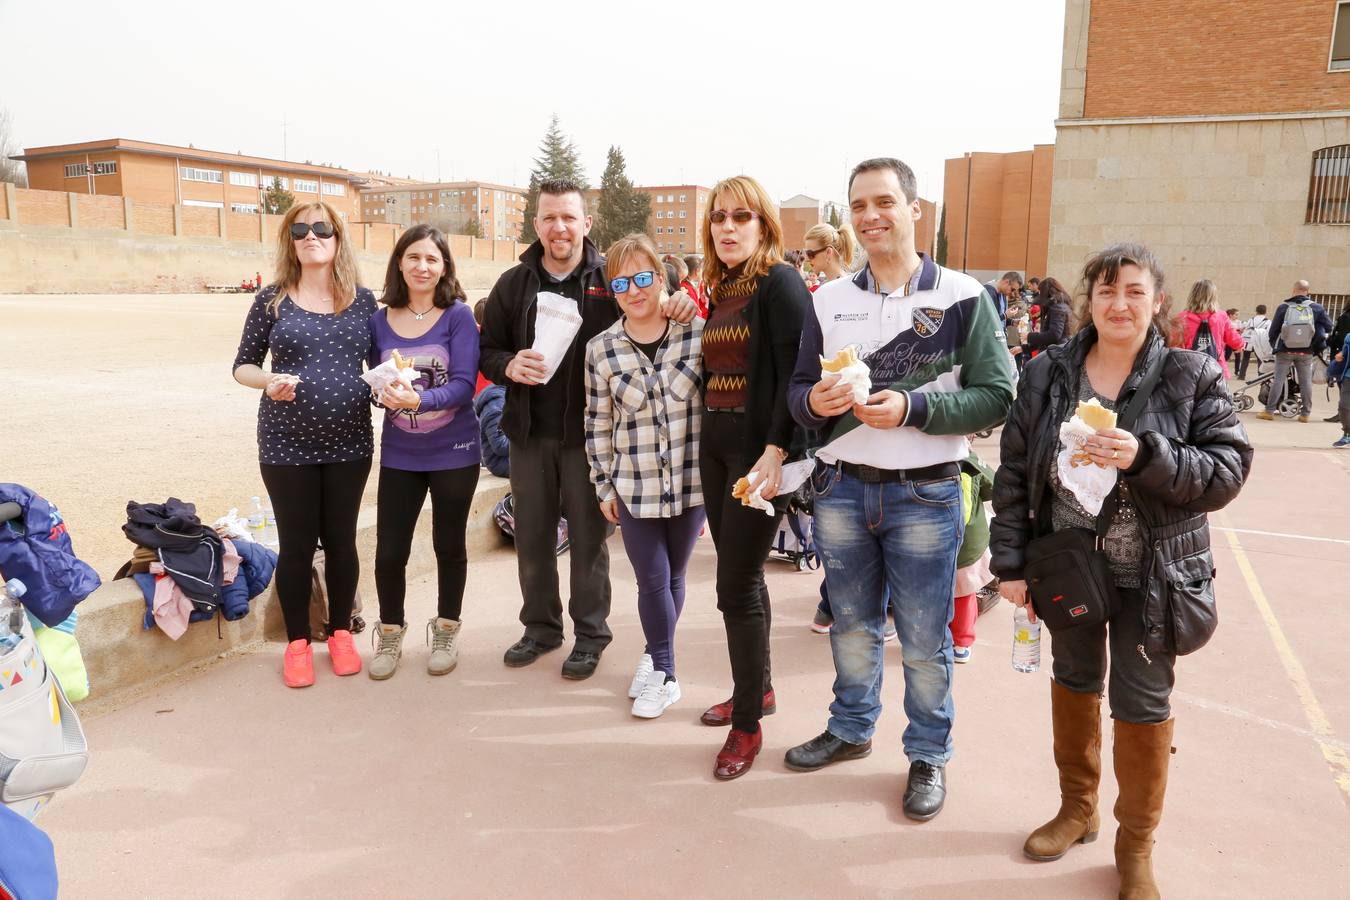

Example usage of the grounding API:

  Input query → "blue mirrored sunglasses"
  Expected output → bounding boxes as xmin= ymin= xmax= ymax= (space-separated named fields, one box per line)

xmin=610 ymin=271 xmax=655 ymax=294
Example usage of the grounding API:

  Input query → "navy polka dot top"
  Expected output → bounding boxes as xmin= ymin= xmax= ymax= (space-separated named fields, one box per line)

xmin=232 ymin=284 xmax=377 ymax=465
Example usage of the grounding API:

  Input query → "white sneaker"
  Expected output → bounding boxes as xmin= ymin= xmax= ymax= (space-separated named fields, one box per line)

xmin=631 ymin=670 xmax=681 ymax=719
xmin=628 ymin=653 xmax=654 ymax=699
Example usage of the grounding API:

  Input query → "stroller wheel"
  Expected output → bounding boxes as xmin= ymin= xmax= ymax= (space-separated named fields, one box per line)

xmin=795 ymin=554 xmax=808 ymax=572
xmin=1278 ymin=399 xmax=1300 ymax=419
xmin=1235 ymin=393 xmax=1254 ymax=411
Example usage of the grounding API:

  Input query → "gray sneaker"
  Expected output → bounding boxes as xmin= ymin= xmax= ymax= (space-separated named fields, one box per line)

xmin=427 ymin=617 xmax=461 ymax=676
xmin=368 ymin=622 xmax=406 ymax=680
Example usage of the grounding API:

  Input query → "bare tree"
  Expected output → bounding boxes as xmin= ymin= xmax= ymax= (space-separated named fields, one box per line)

xmin=0 ymin=108 xmax=27 ymax=187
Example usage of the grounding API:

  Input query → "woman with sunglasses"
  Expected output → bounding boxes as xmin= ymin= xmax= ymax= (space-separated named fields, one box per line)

xmin=233 ymin=202 xmax=377 ymax=688
xmin=585 ymin=234 xmax=704 ymax=718
xmin=367 ymin=225 xmax=480 ymax=680
xmin=697 ymin=176 xmax=809 ymax=779
xmin=803 ymin=222 xmax=857 ymax=291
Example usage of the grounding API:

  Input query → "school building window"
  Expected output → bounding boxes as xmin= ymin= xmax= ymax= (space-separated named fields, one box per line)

xmin=64 ymin=164 xmax=87 ymax=177
xmin=293 ymin=179 xmax=318 ymax=193
xmin=92 ymin=161 xmax=117 ymax=175
xmin=231 ymin=203 xmax=259 ymax=213
xmin=1332 ymin=1 xmax=1350 ymax=70
xmin=182 ymin=166 xmax=223 ymax=183
xmin=322 ymin=183 xmax=345 ymax=196
xmin=230 ymin=172 xmax=258 ymax=187
xmin=1306 ymin=145 xmax=1350 ymax=224
xmin=679 ymin=194 xmax=686 ymax=202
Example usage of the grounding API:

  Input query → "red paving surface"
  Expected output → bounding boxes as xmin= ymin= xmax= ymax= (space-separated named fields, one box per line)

xmin=35 ymin=415 xmax=1350 ymax=898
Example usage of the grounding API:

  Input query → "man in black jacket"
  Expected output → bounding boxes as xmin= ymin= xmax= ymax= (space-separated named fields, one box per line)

xmin=478 ymin=179 xmax=695 ymax=679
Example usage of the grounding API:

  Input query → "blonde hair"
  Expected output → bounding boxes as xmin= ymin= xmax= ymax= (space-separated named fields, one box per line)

xmin=701 ymin=175 xmax=784 ymax=289
xmin=605 ymin=233 xmax=665 ymax=288
xmin=803 ymin=222 xmax=857 ymax=269
xmin=270 ymin=201 xmax=360 ymax=315
xmin=1186 ymin=279 xmax=1219 ymax=315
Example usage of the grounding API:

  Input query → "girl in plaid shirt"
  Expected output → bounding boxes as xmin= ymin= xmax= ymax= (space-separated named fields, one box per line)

xmin=585 ymin=234 xmax=705 ymax=719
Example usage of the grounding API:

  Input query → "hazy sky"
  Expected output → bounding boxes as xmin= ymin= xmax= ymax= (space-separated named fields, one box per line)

xmin=0 ymin=0 xmax=1065 ymax=207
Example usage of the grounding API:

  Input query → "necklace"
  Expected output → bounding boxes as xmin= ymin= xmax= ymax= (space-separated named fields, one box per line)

xmin=410 ymin=305 xmax=434 ymax=320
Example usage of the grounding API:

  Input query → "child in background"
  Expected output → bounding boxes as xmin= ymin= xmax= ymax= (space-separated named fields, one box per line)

xmin=950 ymin=454 xmax=995 ymax=663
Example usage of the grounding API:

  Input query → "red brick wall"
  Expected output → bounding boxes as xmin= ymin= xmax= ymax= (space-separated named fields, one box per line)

xmin=76 ymin=194 xmax=125 ymax=230
xmin=15 ymin=188 xmax=70 ymax=226
xmin=915 ymin=199 xmax=938 ymax=255
xmin=228 ymin=212 xmax=263 ymax=242
xmin=135 ymin=202 xmax=175 ymax=235
xmin=1085 ymin=0 xmax=1350 ymax=117
xmin=182 ymin=206 xmax=220 ymax=238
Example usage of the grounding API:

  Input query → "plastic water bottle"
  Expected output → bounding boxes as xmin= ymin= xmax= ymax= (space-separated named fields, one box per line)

xmin=261 ymin=496 xmax=279 ymax=549
xmin=1012 ymin=606 xmax=1041 ymax=673
xmin=248 ymin=496 xmax=266 ymax=535
xmin=0 ymin=578 xmax=28 ymax=651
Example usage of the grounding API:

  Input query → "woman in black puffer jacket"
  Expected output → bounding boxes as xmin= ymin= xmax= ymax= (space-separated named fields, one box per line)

xmin=990 ymin=243 xmax=1252 ymax=900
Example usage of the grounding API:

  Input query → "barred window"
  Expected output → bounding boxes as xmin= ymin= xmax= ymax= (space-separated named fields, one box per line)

xmin=64 ymin=164 xmax=87 ymax=178
xmin=1311 ymin=293 xmax=1349 ymax=320
xmin=1306 ymin=145 xmax=1350 ymax=224
xmin=92 ymin=161 xmax=117 ymax=175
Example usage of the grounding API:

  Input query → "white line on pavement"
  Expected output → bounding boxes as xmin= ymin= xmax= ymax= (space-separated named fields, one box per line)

xmin=1212 ymin=526 xmax=1350 ymax=546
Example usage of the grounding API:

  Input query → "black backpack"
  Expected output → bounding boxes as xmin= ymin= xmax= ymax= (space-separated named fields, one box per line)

xmin=1190 ymin=316 xmax=1221 ymax=361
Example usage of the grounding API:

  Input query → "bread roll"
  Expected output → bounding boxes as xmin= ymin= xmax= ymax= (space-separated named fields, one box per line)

xmin=1076 ymin=398 xmax=1117 ymax=431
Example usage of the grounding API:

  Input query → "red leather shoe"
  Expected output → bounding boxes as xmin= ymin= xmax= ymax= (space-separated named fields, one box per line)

xmin=714 ymin=728 xmax=763 ymax=780
xmin=700 ymin=690 xmax=776 ymax=726
xmin=327 ymin=629 xmax=362 ymax=676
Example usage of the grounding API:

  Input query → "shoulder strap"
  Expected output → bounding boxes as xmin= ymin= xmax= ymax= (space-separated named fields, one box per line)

xmin=1095 ymin=348 xmax=1168 ymax=539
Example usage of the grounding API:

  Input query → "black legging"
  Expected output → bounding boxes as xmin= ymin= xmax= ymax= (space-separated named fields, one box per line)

xmin=700 ymin=411 xmax=782 ymax=733
xmin=261 ymin=458 xmax=372 ymax=642
xmin=374 ymin=463 xmax=479 ymax=624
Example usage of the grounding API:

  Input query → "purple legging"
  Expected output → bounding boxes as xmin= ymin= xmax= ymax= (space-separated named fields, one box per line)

xmin=616 ymin=500 xmax=706 ymax=679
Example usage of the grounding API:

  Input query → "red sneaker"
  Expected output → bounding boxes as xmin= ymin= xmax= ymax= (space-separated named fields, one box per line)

xmin=327 ymin=629 xmax=362 ymax=676
xmin=699 ymin=690 xmax=777 ymax=726
xmin=283 ymin=639 xmax=314 ymax=688
xmin=714 ymin=728 xmax=763 ymax=780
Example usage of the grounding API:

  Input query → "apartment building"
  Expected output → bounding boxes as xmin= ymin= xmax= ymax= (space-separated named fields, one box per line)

xmin=11 ymin=139 xmax=362 ymax=220
xmin=1049 ymin=0 xmax=1350 ymax=316
xmin=943 ymin=146 xmax=1054 ymax=282
xmin=361 ymin=181 xmax=526 ymax=240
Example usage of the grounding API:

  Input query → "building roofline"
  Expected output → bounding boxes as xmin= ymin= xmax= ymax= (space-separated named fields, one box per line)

xmin=11 ymin=138 xmax=357 ymax=180
xmin=359 ymin=180 xmax=526 ymax=195
xmin=1057 ymin=109 xmax=1350 ymax=127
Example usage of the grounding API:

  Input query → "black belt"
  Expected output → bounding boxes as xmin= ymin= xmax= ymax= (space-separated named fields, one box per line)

xmin=706 ymin=406 xmax=747 ymax=414
xmin=835 ymin=460 xmax=960 ymax=483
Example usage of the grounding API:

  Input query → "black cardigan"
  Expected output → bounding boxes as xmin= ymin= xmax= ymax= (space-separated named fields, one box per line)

xmin=709 ymin=263 xmax=810 ymax=470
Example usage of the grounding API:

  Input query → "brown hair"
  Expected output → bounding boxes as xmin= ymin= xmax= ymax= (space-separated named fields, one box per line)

xmin=803 ymin=222 xmax=857 ymax=268
xmin=270 ymin=201 xmax=360 ymax=315
xmin=605 ymin=233 xmax=665 ymax=289
xmin=381 ymin=224 xmax=465 ymax=310
xmin=701 ymin=175 xmax=784 ymax=289
xmin=1072 ymin=242 xmax=1174 ymax=340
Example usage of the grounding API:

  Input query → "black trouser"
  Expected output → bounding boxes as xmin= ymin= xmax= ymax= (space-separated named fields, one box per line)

xmin=1049 ymin=587 xmax=1176 ymax=723
xmin=374 ymin=463 xmax=479 ymax=625
xmin=1235 ymin=349 xmax=1255 ymax=380
xmin=507 ymin=437 xmax=613 ymax=652
xmin=260 ymin=458 xmax=372 ymax=643
xmin=700 ymin=410 xmax=782 ymax=733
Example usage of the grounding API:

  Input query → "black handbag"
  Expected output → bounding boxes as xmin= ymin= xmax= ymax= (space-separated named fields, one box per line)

xmin=1024 ymin=350 xmax=1167 ymax=631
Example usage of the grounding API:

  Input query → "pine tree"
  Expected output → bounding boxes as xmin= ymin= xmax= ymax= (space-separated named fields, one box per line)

xmin=520 ymin=115 xmax=589 ymax=244
xmin=457 ymin=216 xmax=483 ymax=238
xmin=935 ymin=205 xmax=949 ymax=266
xmin=827 ymin=204 xmax=842 ymax=230
xmin=592 ymin=146 xmax=651 ymax=252
xmin=263 ymin=177 xmax=294 ymax=215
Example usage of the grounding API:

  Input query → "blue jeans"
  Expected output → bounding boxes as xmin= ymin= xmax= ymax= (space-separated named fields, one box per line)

xmin=812 ymin=465 xmax=963 ymax=766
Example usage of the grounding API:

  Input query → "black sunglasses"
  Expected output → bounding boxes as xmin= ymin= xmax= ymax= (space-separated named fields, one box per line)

xmin=611 ymin=271 xmax=655 ymax=294
xmin=290 ymin=221 xmax=336 ymax=240
xmin=803 ymin=247 xmax=827 ymax=260
xmin=709 ymin=209 xmax=757 ymax=225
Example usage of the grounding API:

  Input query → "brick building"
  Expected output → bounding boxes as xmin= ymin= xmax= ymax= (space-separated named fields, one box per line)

xmin=781 ymin=194 xmax=938 ymax=257
xmin=360 ymin=181 xmax=526 ymax=240
xmin=583 ymin=184 xmax=710 ymax=255
xmin=1049 ymin=0 xmax=1350 ymax=317
xmin=943 ymin=146 xmax=1054 ymax=283
xmin=11 ymin=139 xmax=362 ymax=220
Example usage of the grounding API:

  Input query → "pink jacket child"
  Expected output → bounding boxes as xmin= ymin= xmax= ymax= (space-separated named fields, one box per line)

xmin=1178 ymin=310 xmax=1245 ymax=377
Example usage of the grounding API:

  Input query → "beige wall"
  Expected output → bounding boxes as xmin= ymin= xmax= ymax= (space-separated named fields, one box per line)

xmin=1047 ymin=115 xmax=1350 ymax=316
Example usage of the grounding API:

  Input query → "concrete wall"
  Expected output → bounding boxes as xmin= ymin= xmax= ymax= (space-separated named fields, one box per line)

xmin=0 ymin=183 xmax=521 ymax=293
xmin=1047 ymin=115 xmax=1350 ymax=316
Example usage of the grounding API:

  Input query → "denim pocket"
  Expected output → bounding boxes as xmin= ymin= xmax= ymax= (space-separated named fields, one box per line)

xmin=811 ymin=463 xmax=841 ymax=500
xmin=908 ymin=475 xmax=960 ymax=507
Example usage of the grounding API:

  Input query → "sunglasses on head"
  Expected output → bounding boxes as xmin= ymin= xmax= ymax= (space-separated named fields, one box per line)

xmin=610 ymin=271 xmax=655 ymax=294
xmin=290 ymin=221 xmax=336 ymax=240
xmin=709 ymin=209 xmax=757 ymax=225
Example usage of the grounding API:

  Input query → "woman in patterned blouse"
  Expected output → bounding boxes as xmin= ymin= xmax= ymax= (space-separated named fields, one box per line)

xmin=585 ymin=234 xmax=705 ymax=719
xmin=696 ymin=176 xmax=809 ymax=780
xmin=232 ymin=201 xmax=375 ymax=689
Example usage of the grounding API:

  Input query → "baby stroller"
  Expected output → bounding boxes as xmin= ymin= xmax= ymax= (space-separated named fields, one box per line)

xmin=770 ymin=484 xmax=817 ymax=571
xmin=1232 ymin=328 xmax=1276 ymax=413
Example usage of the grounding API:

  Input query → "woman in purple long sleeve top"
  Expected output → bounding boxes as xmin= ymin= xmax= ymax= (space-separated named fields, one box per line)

xmin=367 ymin=225 xmax=481 ymax=680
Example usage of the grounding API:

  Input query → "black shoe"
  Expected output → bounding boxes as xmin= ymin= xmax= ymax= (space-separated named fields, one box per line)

xmin=1325 ymin=414 xmax=1340 ymax=422
xmin=784 ymin=731 xmax=873 ymax=771
xmin=503 ymin=636 xmax=560 ymax=668
xmin=903 ymin=760 xmax=947 ymax=821
xmin=561 ymin=649 xmax=601 ymax=680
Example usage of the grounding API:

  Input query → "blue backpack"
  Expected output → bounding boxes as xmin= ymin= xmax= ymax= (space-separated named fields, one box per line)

xmin=0 ymin=486 xmax=101 ymax=628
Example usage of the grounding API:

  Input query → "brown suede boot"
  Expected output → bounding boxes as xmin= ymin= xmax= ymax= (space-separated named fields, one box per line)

xmin=1023 ymin=681 xmax=1102 ymax=861
xmin=1113 ymin=718 xmax=1175 ymax=900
